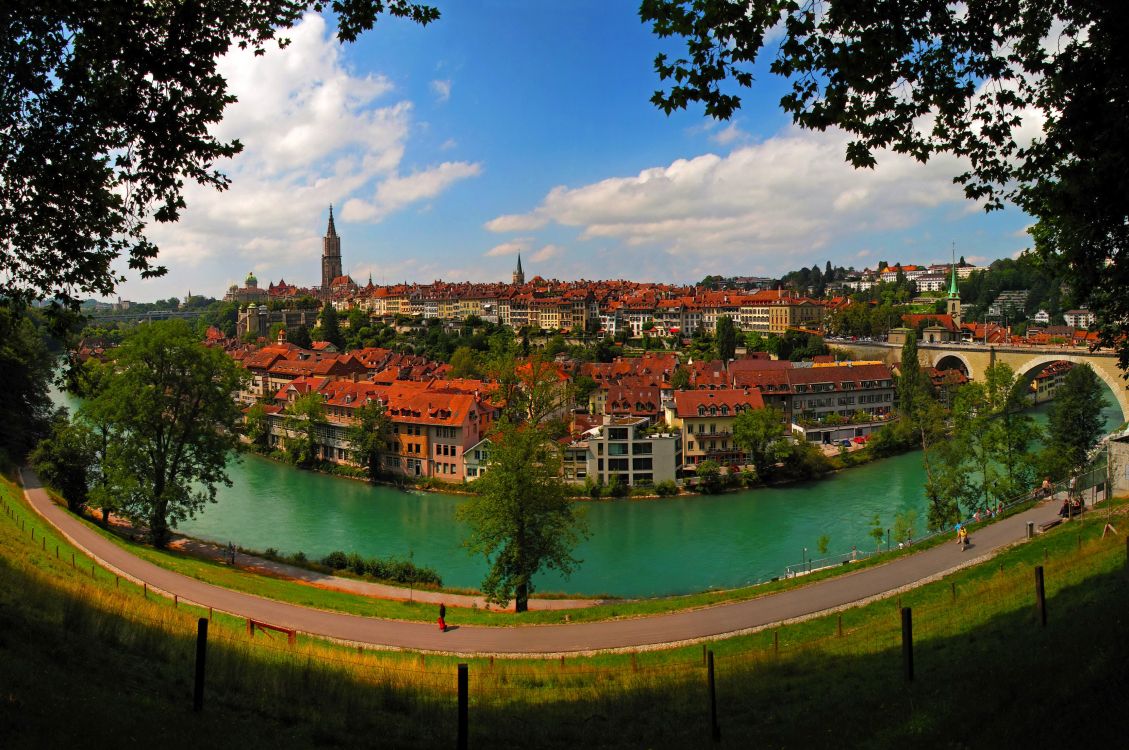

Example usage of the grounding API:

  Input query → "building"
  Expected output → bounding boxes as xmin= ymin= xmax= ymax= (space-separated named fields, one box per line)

xmin=224 ymin=272 xmax=269 ymax=304
xmin=1063 ymin=309 xmax=1095 ymax=329
xmin=945 ymin=264 xmax=962 ymax=327
xmin=666 ymin=389 xmax=766 ymax=468
xmin=512 ymin=254 xmax=525 ymax=286
xmin=568 ymin=415 xmax=682 ymax=486
xmin=321 ymin=206 xmax=342 ymax=296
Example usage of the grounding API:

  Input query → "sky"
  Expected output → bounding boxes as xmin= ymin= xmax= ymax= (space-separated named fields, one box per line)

xmin=122 ymin=2 xmax=1034 ymax=302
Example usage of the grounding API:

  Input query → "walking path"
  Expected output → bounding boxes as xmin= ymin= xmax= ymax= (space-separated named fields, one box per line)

xmin=19 ymin=468 xmax=1070 ymax=655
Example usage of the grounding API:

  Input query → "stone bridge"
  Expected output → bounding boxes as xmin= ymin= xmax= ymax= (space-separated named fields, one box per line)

xmin=833 ymin=340 xmax=1129 ymax=422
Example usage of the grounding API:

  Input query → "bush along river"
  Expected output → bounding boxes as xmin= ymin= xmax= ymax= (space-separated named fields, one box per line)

xmin=51 ymin=384 xmax=1122 ymax=598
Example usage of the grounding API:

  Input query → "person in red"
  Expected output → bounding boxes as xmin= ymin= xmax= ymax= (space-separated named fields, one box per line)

xmin=438 ymin=603 xmax=447 ymax=632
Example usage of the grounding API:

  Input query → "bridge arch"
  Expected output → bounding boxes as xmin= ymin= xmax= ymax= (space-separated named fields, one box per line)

xmin=1012 ymin=354 xmax=1129 ymax=424
xmin=931 ymin=352 xmax=974 ymax=380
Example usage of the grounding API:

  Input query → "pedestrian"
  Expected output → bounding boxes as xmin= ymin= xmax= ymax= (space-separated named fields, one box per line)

xmin=438 ymin=603 xmax=447 ymax=632
xmin=955 ymin=524 xmax=963 ymax=547
xmin=996 ymin=500 xmax=1003 ymax=516
xmin=1041 ymin=477 xmax=1052 ymax=497
xmin=958 ymin=526 xmax=969 ymax=550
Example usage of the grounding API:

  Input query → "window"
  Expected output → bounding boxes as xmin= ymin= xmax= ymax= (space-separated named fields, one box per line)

xmin=632 ymin=457 xmax=652 ymax=471
xmin=608 ymin=443 xmax=628 ymax=456
xmin=608 ymin=458 xmax=629 ymax=471
xmin=633 ymin=442 xmax=652 ymax=454
xmin=608 ymin=428 xmax=629 ymax=441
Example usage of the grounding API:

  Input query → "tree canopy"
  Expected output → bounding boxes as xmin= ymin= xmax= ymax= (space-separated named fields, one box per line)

xmin=83 ymin=320 xmax=247 ymax=546
xmin=1 ymin=1 xmax=438 ymax=305
xmin=457 ymin=421 xmax=587 ymax=612
xmin=642 ymin=2 xmax=1129 ymax=369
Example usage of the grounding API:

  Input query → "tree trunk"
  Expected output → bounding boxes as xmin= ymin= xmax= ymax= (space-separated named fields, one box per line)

xmin=101 ymin=506 xmax=109 ymax=526
xmin=514 ymin=580 xmax=529 ymax=613
xmin=150 ymin=499 xmax=170 ymax=548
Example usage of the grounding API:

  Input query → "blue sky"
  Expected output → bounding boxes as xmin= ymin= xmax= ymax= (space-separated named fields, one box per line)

xmin=122 ymin=2 xmax=1032 ymax=302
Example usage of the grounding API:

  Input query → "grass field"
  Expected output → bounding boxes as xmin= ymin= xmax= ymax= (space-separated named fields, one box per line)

xmin=2 ymin=473 xmax=1128 ymax=747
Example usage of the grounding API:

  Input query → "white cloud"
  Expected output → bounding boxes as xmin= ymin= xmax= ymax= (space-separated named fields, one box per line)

xmin=136 ymin=12 xmax=480 ymax=295
xmin=430 ymin=79 xmax=452 ymax=103
xmin=856 ymin=249 xmax=871 ymax=258
xmin=486 ymin=127 xmax=970 ymax=265
xmin=531 ymin=244 xmax=563 ymax=262
xmin=346 ymin=161 xmax=482 ymax=221
xmin=485 ymin=239 xmax=531 ymax=257
xmin=711 ymin=122 xmax=747 ymax=146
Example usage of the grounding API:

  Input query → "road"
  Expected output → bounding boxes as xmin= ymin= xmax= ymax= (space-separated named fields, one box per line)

xmin=19 ymin=468 xmax=1063 ymax=656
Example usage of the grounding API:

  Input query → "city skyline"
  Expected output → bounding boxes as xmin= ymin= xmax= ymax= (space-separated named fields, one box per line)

xmin=115 ymin=3 xmax=1033 ymax=302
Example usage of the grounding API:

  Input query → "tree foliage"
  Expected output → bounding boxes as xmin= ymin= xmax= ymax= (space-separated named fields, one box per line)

xmin=641 ymin=2 xmax=1129 ymax=369
xmin=732 ymin=406 xmax=787 ymax=479
xmin=456 ymin=421 xmax=587 ymax=612
xmin=30 ymin=409 xmax=97 ymax=512
xmin=347 ymin=399 xmax=391 ymax=482
xmin=1 ymin=1 xmax=438 ymax=305
xmin=1041 ymin=363 xmax=1105 ymax=478
xmin=317 ymin=302 xmax=344 ymax=350
xmin=716 ymin=315 xmax=737 ymax=362
xmin=83 ymin=320 xmax=246 ymax=547
xmin=0 ymin=304 xmax=56 ymax=462
xmin=284 ymin=392 xmax=326 ymax=468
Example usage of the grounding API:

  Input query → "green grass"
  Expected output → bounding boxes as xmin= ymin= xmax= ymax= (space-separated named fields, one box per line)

xmin=3 ymin=471 xmax=1128 ymax=747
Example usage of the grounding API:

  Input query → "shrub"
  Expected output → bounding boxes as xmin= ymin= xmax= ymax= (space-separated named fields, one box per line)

xmin=292 ymin=551 xmax=307 ymax=564
xmin=264 ymin=547 xmax=279 ymax=560
xmin=347 ymin=552 xmax=367 ymax=575
xmin=654 ymin=480 xmax=679 ymax=497
xmin=323 ymin=550 xmax=348 ymax=570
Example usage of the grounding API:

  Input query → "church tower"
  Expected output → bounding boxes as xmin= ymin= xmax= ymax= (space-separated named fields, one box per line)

xmin=512 ymin=253 xmax=524 ymax=286
xmin=321 ymin=205 xmax=342 ymax=295
xmin=946 ymin=262 xmax=962 ymax=328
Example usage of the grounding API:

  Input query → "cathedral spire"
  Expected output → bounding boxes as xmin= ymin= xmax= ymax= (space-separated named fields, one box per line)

xmin=326 ymin=204 xmax=337 ymax=237
xmin=512 ymin=253 xmax=525 ymax=285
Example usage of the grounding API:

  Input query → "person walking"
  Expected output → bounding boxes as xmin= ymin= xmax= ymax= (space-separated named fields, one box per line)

xmin=438 ymin=603 xmax=447 ymax=632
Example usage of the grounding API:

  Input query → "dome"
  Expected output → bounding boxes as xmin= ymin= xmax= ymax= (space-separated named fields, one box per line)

xmin=245 ymin=271 xmax=258 ymax=288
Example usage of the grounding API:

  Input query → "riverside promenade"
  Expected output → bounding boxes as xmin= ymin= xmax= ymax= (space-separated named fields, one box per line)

xmin=21 ymin=468 xmax=1067 ymax=656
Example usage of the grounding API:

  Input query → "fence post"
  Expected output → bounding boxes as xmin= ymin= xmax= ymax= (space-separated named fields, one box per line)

xmin=194 ymin=618 xmax=208 ymax=712
xmin=457 ymin=663 xmax=468 ymax=750
xmin=901 ymin=607 xmax=914 ymax=682
xmin=1026 ymin=521 xmax=1034 ymax=539
xmin=950 ymin=582 xmax=956 ymax=602
xmin=837 ymin=614 xmax=843 ymax=638
xmin=707 ymin=650 xmax=720 ymax=743
xmin=1035 ymin=566 xmax=1047 ymax=627
xmin=143 ymin=582 xmax=147 ymax=599
xmin=631 ymin=652 xmax=638 ymax=673
xmin=773 ymin=630 xmax=779 ymax=657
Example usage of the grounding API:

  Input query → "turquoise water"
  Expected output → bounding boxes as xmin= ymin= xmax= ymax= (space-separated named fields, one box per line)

xmin=51 ymin=384 xmax=1122 ymax=598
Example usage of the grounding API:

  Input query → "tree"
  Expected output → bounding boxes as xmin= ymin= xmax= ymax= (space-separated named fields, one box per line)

xmin=986 ymin=364 xmax=1042 ymax=500
xmin=716 ymin=315 xmax=737 ymax=362
xmin=868 ymin=514 xmax=885 ymax=552
xmin=457 ymin=421 xmax=588 ymax=612
xmin=0 ymin=304 xmax=56 ymax=462
xmin=84 ymin=320 xmax=246 ymax=547
xmin=317 ymin=302 xmax=344 ymax=350
xmin=641 ymin=2 xmax=1129 ymax=371
xmin=695 ymin=459 xmax=722 ymax=493
xmin=1042 ymin=364 xmax=1105 ymax=479
xmin=30 ymin=410 xmax=96 ymax=512
xmin=449 ymin=346 xmax=482 ymax=379
xmin=897 ymin=332 xmax=927 ymax=423
xmin=289 ymin=324 xmax=313 ymax=349
xmin=244 ymin=403 xmax=272 ymax=451
xmin=669 ymin=365 xmax=691 ymax=390
xmin=347 ymin=399 xmax=391 ymax=483
xmin=1 ymin=1 xmax=438 ymax=306
xmin=284 ymin=392 xmax=326 ymax=468
xmin=732 ymin=406 xmax=786 ymax=480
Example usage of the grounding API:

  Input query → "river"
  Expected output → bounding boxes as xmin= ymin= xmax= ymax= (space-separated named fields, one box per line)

xmin=50 ymin=384 xmax=1123 ymax=598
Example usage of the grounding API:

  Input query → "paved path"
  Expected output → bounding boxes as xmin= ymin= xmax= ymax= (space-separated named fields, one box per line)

xmin=19 ymin=469 xmax=1066 ymax=656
